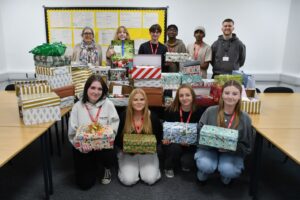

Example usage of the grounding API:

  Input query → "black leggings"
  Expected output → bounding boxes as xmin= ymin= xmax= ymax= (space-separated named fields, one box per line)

xmin=72 ymin=147 xmax=116 ymax=190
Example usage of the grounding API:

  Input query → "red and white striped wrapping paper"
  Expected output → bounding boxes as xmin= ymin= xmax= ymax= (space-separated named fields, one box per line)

xmin=131 ymin=66 xmax=161 ymax=79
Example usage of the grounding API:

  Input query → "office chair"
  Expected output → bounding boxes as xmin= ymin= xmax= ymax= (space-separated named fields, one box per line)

xmin=256 ymin=88 xmax=261 ymax=93
xmin=5 ymin=84 xmax=15 ymax=91
xmin=263 ymin=86 xmax=294 ymax=163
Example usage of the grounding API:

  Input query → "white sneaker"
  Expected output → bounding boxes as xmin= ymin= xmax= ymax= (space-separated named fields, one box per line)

xmin=164 ymin=169 xmax=174 ymax=178
xmin=181 ymin=167 xmax=190 ymax=172
xmin=101 ymin=168 xmax=111 ymax=185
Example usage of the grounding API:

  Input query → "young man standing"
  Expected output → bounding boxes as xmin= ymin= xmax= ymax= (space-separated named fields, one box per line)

xmin=211 ymin=18 xmax=246 ymax=78
xmin=165 ymin=24 xmax=187 ymax=72
xmin=186 ymin=26 xmax=212 ymax=78
xmin=138 ymin=24 xmax=168 ymax=72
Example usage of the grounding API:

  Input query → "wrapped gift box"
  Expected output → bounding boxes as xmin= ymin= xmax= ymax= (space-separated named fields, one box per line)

xmin=108 ymin=68 xmax=127 ymax=81
xmin=161 ymin=73 xmax=182 ymax=90
xmin=165 ymin=52 xmax=190 ymax=62
xmin=109 ymin=82 xmax=133 ymax=96
xmin=180 ymin=65 xmax=201 ymax=74
xmin=90 ymin=66 xmax=110 ymax=76
xmin=141 ymin=87 xmax=163 ymax=106
xmin=214 ymin=74 xmax=243 ymax=86
xmin=134 ymin=79 xmax=162 ymax=88
xmin=34 ymin=55 xmax=71 ymax=67
xmin=195 ymin=95 xmax=218 ymax=107
xmin=52 ymin=84 xmax=75 ymax=98
xmin=181 ymin=74 xmax=202 ymax=84
xmin=163 ymin=122 xmax=198 ymax=144
xmin=123 ymin=133 xmax=157 ymax=154
xmin=111 ymin=40 xmax=134 ymax=68
xmin=21 ymin=92 xmax=61 ymax=125
xmin=241 ymin=98 xmax=261 ymax=114
xmin=131 ymin=66 xmax=161 ymax=79
xmin=36 ymin=66 xmax=72 ymax=89
xmin=199 ymin=125 xmax=238 ymax=151
xmin=60 ymin=96 xmax=74 ymax=108
xmin=73 ymin=124 xmax=115 ymax=151
xmin=15 ymin=80 xmax=51 ymax=97
xmin=71 ymin=67 xmax=93 ymax=98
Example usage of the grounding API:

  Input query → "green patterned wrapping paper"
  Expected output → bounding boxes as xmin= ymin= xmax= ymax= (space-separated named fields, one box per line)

xmin=123 ymin=133 xmax=157 ymax=154
xmin=199 ymin=125 xmax=238 ymax=151
xmin=111 ymin=40 xmax=134 ymax=62
xmin=214 ymin=74 xmax=243 ymax=86
xmin=161 ymin=73 xmax=182 ymax=90
xmin=181 ymin=73 xmax=202 ymax=84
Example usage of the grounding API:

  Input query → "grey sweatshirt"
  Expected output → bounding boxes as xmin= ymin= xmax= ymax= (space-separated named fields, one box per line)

xmin=198 ymin=105 xmax=253 ymax=158
xmin=211 ymin=34 xmax=246 ymax=75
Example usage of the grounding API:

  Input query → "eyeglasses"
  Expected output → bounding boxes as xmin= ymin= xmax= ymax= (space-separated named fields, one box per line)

xmin=83 ymin=32 xmax=93 ymax=36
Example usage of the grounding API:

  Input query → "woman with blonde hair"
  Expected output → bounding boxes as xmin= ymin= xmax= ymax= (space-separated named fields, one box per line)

xmin=115 ymin=88 xmax=162 ymax=186
xmin=163 ymin=84 xmax=206 ymax=178
xmin=106 ymin=26 xmax=131 ymax=67
xmin=195 ymin=80 xmax=253 ymax=185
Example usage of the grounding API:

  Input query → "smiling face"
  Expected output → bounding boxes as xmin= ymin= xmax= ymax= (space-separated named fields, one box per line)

xmin=132 ymin=93 xmax=146 ymax=112
xmin=222 ymin=21 xmax=234 ymax=37
xmin=179 ymin=88 xmax=193 ymax=109
xmin=117 ymin=27 xmax=128 ymax=40
xmin=222 ymin=85 xmax=241 ymax=107
xmin=82 ymin=28 xmax=94 ymax=44
xmin=167 ymin=27 xmax=178 ymax=39
xmin=87 ymin=81 xmax=102 ymax=104
xmin=150 ymin=31 xmax=161 ymax=42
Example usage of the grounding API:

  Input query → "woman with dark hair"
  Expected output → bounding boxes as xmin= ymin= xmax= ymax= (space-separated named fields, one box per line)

xmin=72 ymin=27 xmax=102 ymax=66
xmin=115 ymin=88 xmax=162 ymax=186
xmin=68 ymin=75 xmax=119 ymax=190
xmin=163 ymin=84 xmax=206 ymax=178
xmin=195 ymin=80 xmax=253 ymax=185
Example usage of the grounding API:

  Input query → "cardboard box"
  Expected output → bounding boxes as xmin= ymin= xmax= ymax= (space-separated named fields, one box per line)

xmin=199 ymin=125 xmax=238 ymax=151
xmin=123 ymin=133 xmax=157 ymax=154
xmin=141 ymin=87 xmax=163 ymax=106
xmin=163 ymin=122 xmax=198 ymax=144
xmin=52 ymin=84 xmax=75 ymax=98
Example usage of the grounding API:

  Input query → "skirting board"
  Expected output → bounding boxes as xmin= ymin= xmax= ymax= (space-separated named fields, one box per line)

xmin=1 ymin=72 xmax=300 ymax=86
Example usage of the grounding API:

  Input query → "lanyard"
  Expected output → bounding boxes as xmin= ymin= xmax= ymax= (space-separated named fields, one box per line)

xmin=180 ymin=107 xmax=193 ymax=123
xmin=227 ymin=112 xmax=236 ymax=128
xmin=121 ymin=40 xmax=125 ymax=57
xmin=150 ymin=42 xmax=159 ymax=54
xmin=133 ymin=116 xmax=144 ymax=133
xmin=193 ymin=43 xmax=201 ymax=60
xmin=85 ymin=104 xmax=102 ymax=123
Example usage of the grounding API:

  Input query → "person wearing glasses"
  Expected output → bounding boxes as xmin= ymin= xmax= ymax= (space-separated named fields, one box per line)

xmin=68 ymin=75 xmax=119 ymax=190
xmin=138 ymin=24 xmax=168 ymax=72
xmin=72 ymin=27 xmax=103 ymax=66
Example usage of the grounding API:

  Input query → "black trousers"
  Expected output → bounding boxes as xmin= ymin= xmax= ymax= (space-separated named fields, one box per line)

xmin=72 ymin=147 xmax=116 ymax=190
xmin=163 ymin=143 xmax=196 ymax=170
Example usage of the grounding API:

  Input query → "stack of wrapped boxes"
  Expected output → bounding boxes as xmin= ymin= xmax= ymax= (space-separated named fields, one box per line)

xmin=71 ymin=66 xmax=92 ymax=99
xmin=15 ymin=80 xmax=61 ymax=125
xmin=132 ymin=55 xmax=163 ymax=106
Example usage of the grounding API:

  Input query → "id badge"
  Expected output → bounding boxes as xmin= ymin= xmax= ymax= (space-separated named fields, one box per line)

xmin=222 ymin=56 xmax=229 ymax=62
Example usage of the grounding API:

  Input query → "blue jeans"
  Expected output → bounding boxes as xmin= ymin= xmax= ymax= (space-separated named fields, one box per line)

xmin=194 ymin=148 xmax=244 ymax=181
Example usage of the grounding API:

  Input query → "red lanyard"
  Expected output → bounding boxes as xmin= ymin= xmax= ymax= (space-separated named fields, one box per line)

xmin=227 ymin=112 xmax=236 ymax=128
xmin=150 ymin=42 xmax=159 ymax=54
xmin=193 ymin=43 xmax=201 ymax=60
xmin=180 ymin=107 xmax=193 ymax=123
xmin=85 ymin=104 xmax=102 ymax=123
xmin=133 ymin=116 xmax=144 ymax=133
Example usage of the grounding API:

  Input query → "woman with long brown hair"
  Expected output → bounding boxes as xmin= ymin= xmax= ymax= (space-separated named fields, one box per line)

xmin=115 ymin=88 xmax=162 ymax=186
xmin=195 ymin=80 xmax=253 ymax=185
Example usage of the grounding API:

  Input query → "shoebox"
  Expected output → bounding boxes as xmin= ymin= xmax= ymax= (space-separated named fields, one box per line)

xmin=163 ymin=122 xmax=198 ymax=144
xmin=123 ymin=133 xmax=157 ymax=154
xmin=199 ymin=125 xmax=238 ymax=151
xmin=141 ymin=87 xmax=163 ymax=106
xmin=161 ymin=73 xmax=182 ymax=90
xmin=73 ymin=123 xmax=115 ymax=151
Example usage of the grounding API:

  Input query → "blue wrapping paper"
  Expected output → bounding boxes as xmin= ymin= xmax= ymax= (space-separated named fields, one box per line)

xmin=163 ymin=122 xmax=198 ymax=144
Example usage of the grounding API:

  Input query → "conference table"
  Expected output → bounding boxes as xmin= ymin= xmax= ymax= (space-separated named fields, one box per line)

xmin=0 ymin=91 xmax=71 ymax=200
xmin=249 ymin=93 xmax=300 ymax=200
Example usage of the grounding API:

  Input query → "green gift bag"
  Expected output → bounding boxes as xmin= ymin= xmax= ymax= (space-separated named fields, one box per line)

xmin=29 ymin=42 xmax=66 ymax=56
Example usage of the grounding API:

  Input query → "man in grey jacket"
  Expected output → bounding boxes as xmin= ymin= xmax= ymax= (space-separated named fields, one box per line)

xmin=211 ymin=19 xmax=246 ymax=78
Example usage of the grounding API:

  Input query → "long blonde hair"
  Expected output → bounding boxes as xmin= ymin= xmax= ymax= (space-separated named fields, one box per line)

xmin=123 ymin=88 xmax=152 ymax=134
xmin=166 ymin=84 xmax=197 ymax=112
xmin=113 ymin=26 xmax=131 ymax=40
xmin=217 ymin=80 xmax=242 ymax=129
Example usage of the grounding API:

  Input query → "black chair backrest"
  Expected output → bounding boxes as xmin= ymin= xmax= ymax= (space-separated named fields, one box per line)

xmin=5 ymin=84 xmax=15 ymax=91
xmin=264 ymin=86 xmax=294 ymax=93
xmin=256 ymin=88 xmax=261 ymax=93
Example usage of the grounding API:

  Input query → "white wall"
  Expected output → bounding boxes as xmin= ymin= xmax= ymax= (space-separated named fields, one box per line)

xmin=0 ymin=3 xmax=6 ymax=75
xmin=281 ymin=0 xmax=300 ymax=85
xmin=0 ymin=0 xmax=292 ymax=80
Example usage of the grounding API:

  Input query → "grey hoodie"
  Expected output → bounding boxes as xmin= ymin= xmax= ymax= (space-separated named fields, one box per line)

xmin=211 ymin=34 xmax=246 ymax=75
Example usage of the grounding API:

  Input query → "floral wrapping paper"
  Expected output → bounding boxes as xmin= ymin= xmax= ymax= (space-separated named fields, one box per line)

xmin=74 ymin=124 xmax=115 ymax=151
xmin=165 ymin=52 xmax=190 ymax=62
xmin=123 ymin=133 xmax=157 ymax=154
xmin=199 ymin=125 xmax=238 ymax=151
xmin=161 ymin=73 xmax=182 ymax=90
xmin=108 ymin=68 xmax=127 ymax=81
xmin=34 ymin=55 xmax=71 ymax=67
xmin=163 ymin=122 xmax=198 ymax=144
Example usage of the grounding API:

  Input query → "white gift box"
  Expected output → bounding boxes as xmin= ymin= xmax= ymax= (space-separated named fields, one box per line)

xmin=134 ymin=79 xmax=162 ymax=88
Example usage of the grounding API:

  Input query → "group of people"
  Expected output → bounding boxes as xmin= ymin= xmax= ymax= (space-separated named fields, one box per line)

xmin=68 ymin=74 xmax=253 ymax=190
xmin=71 ymin=18 xmax=246 ymax=78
